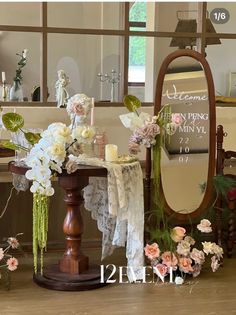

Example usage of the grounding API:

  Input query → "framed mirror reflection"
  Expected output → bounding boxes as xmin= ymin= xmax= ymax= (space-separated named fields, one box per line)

xmin=152 ymin=49 xmax=216 ymax=221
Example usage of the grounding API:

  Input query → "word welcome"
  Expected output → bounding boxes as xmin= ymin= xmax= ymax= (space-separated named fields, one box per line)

xmin=164 ymin=84 xmax=208 ymax=102
xmin=100 ymin=264 xmax=175 ymax=284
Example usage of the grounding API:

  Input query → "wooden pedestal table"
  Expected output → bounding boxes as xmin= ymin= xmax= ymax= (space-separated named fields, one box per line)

xmin=9 ymin=162 xmax=112 ymax=291
xmin=0 ymin=141 xmax=15 ymax=158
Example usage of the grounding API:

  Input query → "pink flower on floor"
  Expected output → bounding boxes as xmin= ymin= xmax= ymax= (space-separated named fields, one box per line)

xmin=171 ymin=227 xmax=186 ymax=242
xmin=177 ymin=240 xmax=191 ymax=256
xmin=7 ymin=257 xmax=18 ymax=271
xmin=153 ymin=263 xmax=168 ymax=277
xmin=144 ymin=243 xmax=160 ymax=260
xmin=7 ymin=237 xmax=19 ymax=249
xmin=0 ymin=248 xmax=4 ymax=261
xmin=211 ymin=255 xmax=220 ymax=272
xmin=197 ymin=219 xmax=212 ymax=233
xmin=190 ymin=248 xmax=205 ymax=265
xmin=178 ymin=257 xmax=194 ymax=273
xmin=161 ymin=251 xmax=178 ymax=268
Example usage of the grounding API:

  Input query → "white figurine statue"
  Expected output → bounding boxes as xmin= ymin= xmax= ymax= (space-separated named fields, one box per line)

xmin=55 ymin=70 xmax=70 ymax=108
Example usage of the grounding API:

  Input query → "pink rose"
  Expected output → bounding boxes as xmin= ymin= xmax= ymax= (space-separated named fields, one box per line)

xmin=72 ymin=103 xmax=85 ymax=116
xmin=197 ymin=219 xmax=212 ymax=233
xmin=171 ymin=113 xmax=183 ymax=126
xmin=7 ymin=257 xmax=18 ymax=271
xmin=190 ymin=248 xmax=205 ymax=265
xmin=153 ymin=263 xmax=168 ymax=277
xmin=177 ymin=240 xmax=191 ymax=256
xmin=161 ymin=251 xmax=178 ymax=268
xmin=144 ymin=243 xmax=160 ymax=260
xmin=171 ymin=227 xmax=186 ymax=242
xmin=178 ymin=257 xmax=193 ymax=273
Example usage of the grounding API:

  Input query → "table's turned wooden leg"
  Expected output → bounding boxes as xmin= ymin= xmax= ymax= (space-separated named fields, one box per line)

xmin=33 ymin=172 xmax=111 ymax=291
xmin=59 ymin=174 xmax=89 ymax=274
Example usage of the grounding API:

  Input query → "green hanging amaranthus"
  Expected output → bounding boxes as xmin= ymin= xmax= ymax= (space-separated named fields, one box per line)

xmin=32 ymin=193 xmax=49 ymax=274
xmin=149 ymin=104 xmax=174 ymax=250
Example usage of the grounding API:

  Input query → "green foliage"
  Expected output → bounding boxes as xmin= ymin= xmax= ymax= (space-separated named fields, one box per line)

xmin=123 ymin=95 xmax=141 ymax=113
xmin=2 ymin=113 xmax=24 ymax=132
xmin=129 ymin=2 xmax=147 ymax=67
xmin=129 ymin=2 xmax=146 ymax=22
xmin=24 ymin=132 xmax=41 ymax=145
xmin=2 ymin=112 xmax=41 ymax=149
xmin=213 ymin=175 xmax=236 ymax=198
xmin=14 ymin=51 xmax=27 ymax=88
xmin=129 ymin=36 xmax=146 ymax=66
xmin=33 ymin=193 xmax=49 ymax=274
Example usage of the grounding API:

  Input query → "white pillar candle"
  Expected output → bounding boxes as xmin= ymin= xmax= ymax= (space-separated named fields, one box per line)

xmin=105 ymin=144 xmax=118 ymax=162
xmin=90 ymin=97 xmax=95 ymax=126
xmin=2 ymin=72 xmax=6 ymax=82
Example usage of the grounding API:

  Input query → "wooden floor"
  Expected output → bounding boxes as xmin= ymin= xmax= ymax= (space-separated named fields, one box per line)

xmin=1 ymin=247 xmax=236 ymax=315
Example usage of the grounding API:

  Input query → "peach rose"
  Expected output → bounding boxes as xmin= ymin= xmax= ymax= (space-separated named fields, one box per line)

xmin=197 ymin=219 xmax=212 ymax=233
xmin=161 ymin=251 xmax=178 ymax=268
xmin=171 ymin=227 xmax=186 ymax=242
xmin=153 ymin=263 xmax=168 ymax=277
xmin=144 ymin=243 xmax=160 ymax=260
xmin=178 ymin=257 xmax=193 ymax=273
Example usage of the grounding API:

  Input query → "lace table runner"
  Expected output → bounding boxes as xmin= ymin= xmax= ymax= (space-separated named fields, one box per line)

xmin=69 ymin=155 xmax=144 ymax=282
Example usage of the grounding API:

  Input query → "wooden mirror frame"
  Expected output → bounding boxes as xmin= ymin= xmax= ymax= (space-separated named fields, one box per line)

xmin=146 ymin=49 xmax=216 ymax=223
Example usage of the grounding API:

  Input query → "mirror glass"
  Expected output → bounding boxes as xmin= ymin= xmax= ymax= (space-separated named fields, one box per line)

xmin=160 ymin=56 xmax=209 ymax=214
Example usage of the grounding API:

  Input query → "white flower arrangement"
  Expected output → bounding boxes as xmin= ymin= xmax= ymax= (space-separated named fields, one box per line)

xmin=25 ymin=122 xmax=95 ymax=196
xmin=67 ymin=93 xmax=93 ymax=124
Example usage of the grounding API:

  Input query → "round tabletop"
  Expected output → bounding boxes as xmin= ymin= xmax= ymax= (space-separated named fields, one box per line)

xmin=8 ymin=161 xmax=107 ymax=177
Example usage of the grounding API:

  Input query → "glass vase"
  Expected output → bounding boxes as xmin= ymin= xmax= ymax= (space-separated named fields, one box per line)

xmin=93 ymin=129 xmax=108 ymax=160
xmin=9 ymin=81 xmax=23 ymax=102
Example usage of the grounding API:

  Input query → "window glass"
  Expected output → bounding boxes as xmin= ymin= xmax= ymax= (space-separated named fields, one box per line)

xmin=48 ymin=2 xmax=124 ymax=30
xmin=207 ymin=3 xmax=235 ymax=34
xmin=0 ymin=2 xmax=41 ymax=26
xmin=48 ymin=34 xmax=123 ymax=103
xmin=0 ymin=32 xmax=41 ymax=101
xmin=206 ymin=39 xmax=234 ymax=97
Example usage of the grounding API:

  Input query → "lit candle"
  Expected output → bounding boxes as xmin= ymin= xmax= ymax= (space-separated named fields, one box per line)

xmin=2 ymin=72 xmax=6 ymax=82
xmin=90 ymin=97 xmax=95 ymax=126
xmin=105 ymin=144 xmax=118 ymax=162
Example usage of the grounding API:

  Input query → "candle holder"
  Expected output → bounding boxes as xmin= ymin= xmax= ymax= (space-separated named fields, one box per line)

xmin=97 ymin=69 xmax=121 ymax=102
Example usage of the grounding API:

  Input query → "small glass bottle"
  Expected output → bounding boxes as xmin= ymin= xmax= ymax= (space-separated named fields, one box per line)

xmin=93 ymin=129 xmax=108 ymax=160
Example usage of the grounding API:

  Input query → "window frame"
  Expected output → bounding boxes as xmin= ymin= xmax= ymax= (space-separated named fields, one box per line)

xmin=0 ymin=2 xmax=231 ymax=107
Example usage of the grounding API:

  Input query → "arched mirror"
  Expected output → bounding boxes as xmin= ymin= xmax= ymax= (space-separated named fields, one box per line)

xmin=154 ymin=49 xmax=216 ymax=222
